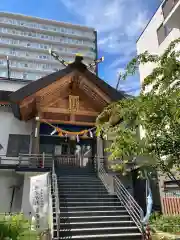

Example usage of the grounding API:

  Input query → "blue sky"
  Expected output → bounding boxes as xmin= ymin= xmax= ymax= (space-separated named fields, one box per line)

xmin=0 ymin=0 xmax=160 ymax=95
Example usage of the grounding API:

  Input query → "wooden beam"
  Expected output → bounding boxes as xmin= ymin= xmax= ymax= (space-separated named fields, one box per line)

xmin=20 ymin=96 xmax=34 ymax=108
xmin=79 ymin=75 xmax=111 ymax=103
xmin=41 ymin=107 xmax=99 ymax=116
xmin=71 ymin=87 xmax=105 ymax=111
xmin=40 ymin=118 xmax=95 ymax=126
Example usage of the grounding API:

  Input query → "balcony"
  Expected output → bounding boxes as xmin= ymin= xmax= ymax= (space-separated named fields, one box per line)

xmin=162 ymin=0 xmax=180 ymax=29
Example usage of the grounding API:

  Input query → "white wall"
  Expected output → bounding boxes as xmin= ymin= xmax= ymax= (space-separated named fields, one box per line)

xmin=137 ymin=5 xmax=180 ymax=84
xmin=0 ymin=80 xmax=27 ymax=91
xmin=21 ymin=174 xmax=32 ymax=215
xmin=0 ymin=109 xmax=33 ymax=158
xmin=0 ymin=171 xmax=23 ymax=213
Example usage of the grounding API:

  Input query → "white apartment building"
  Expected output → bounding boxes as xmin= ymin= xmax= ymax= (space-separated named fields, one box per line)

xmin=137 ymin=0 xmax=180 ymax=85
xmin=0 ymin=12 xmax=97 ymax=83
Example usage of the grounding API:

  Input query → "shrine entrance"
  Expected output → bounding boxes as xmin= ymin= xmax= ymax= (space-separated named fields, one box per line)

xmin=39 ymin=122 xmax=96 ymax=168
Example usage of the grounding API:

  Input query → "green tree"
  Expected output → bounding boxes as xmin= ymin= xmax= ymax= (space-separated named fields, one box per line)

xmin=0 ymin=213 xmax=39 ymax=240
xmin=96 ymin=38 xmax=180 ymax=184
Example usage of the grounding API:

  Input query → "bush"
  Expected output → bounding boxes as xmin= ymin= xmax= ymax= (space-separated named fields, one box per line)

xmin=149 ymin=212 xmax=180 ymax=234
xmin=0 ymin=213 xmax=39 ymax=240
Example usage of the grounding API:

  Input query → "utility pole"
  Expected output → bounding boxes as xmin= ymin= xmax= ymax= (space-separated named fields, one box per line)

xmin=116 ymin=73 xmax=121 ymax=90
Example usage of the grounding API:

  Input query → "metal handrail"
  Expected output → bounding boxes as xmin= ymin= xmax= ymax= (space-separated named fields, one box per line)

xmin=98 ymin=162 xmax=113 ymax=193
xmin=96 ymin=157 xmax=144 ymax=233
xmin=114 ymin=176 xmax=144 ymax=232
xmin=0 ymin=153 xmax=53 ymax=168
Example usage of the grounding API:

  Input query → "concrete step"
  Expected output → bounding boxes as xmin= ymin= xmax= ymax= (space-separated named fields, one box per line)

xmin=60 ymin=209 xmax=127 ymax=217
xmin=57 ymin=181 xmax=103 ymax=186
xmin=60 ymin=215 xmax=131 ymax=223
xmin=59 ymin=184 xmax=106 ymax=189
xmin=60 ymin=220 xmax=135 ymax=229
xmin=58 ymin=191 xmax=112 ymax=195
xmin=60 ymin=201 xmax=121 ymax=207
xmin=59 ymin=185 xmax=106 ymax=189
xmin=59 ymin=232 xmax=142 ymax=239
xmin=60 ymin=205 xmax=125 ymax=211
xmin=57 ymin=174 xmax=97 ymax=178
xmin=59 ymin=186 xmax=107 ymax=193
xmin=59 ymin=186 xmax=108 ymax=193
xmin=59 ymin=196 xmax=119 ymax=202
xmin=57 ymin=176 xmax=99 ymax=179
xmin=60 ymin=226 xmax=140 ymax=237
xmin=57 ymin=178 xmax=100 ymax=186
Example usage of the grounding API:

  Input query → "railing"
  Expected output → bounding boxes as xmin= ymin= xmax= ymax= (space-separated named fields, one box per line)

xmin=162 ymin=191 xmax=180 ymax=215
xmin=114 ymin=176 xmax=144 ymax=232
xmin=51 ymin=157 xmax=60 ymax=240
xmin=55 ymin=155 xmax=80 ymax=166
xmin=162 ymin=0 xmax=179 ymax=19
xmin=0 ymin=153 xmax=53 ymax=169
xmin=95 ymin=157 xmax=144 ymax=233
xmin=97 ymin=158 xmax=114 ymax=194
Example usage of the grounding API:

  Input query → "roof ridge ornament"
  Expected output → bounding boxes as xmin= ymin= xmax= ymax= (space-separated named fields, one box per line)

xmin=48 ymin=48 xmax=104 ymax=72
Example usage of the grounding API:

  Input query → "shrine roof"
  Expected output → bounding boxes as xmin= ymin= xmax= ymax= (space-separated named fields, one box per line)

xmin=9 ymin=56 xmax=126 ymax=103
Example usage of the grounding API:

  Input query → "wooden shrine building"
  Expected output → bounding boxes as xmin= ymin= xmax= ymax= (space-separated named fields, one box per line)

xmin=0 ymin=56 xmax=125 ymax=165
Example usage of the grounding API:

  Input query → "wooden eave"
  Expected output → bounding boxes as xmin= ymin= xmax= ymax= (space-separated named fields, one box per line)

xmin=18 ymin=70 xmax=111 ymax=124
xmin=8 ymin=56 xmax=126 ymax=123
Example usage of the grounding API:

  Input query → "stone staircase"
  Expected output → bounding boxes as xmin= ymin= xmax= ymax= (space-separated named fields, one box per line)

xmin=55 ymin=166 xmax=142 ymax=239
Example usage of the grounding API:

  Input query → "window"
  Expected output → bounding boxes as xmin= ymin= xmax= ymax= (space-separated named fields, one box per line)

xmin=0 ymin=60 xmax=4 ymax=65
xmin=23 ymin=73 xmax=28 ymax=79
xmin=157 ymin=24 xmax=172 ymax=45
xmin=10 ymin=49 xmax=16 ymax=55
xmin=6 ymin=134 xmax=30 ymax=157
xmin=0 ymin=71 xmax=7 ymax=77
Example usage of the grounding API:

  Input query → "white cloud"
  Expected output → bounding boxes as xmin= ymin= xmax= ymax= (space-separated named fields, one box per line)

xmin=60 ymin=0 xmax=149 ymax=55
xmin=59 ymin=0 xmax=153 ymax=95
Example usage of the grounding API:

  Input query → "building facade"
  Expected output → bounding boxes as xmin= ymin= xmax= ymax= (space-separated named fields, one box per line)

xmin=0 ymin=12 xmax=97 ymax=81
xmin=137 ymin=0 xmax=180 ymax=85
xmin=137 ymin=0 xmax=180 ymax=215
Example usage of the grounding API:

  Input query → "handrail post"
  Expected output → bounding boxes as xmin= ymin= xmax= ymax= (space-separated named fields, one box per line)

xmin=42 ymin=152 xmax=45 ymax=168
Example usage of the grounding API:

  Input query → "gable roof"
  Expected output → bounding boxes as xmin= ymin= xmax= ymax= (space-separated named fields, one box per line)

xmin=9 ymin=56 xmax=125 ymax=103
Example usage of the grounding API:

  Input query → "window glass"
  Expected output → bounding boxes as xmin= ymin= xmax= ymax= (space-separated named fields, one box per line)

xmin=6 ymin=134 xmax=30 ymax=157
